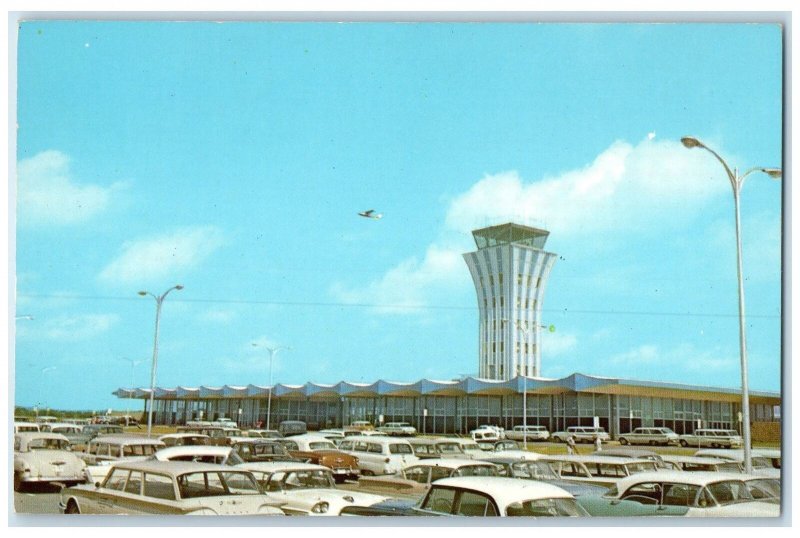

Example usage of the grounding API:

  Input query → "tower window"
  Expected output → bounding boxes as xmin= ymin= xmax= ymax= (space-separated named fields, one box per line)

xmin=498 ymin=273 xmax=503 ymax=286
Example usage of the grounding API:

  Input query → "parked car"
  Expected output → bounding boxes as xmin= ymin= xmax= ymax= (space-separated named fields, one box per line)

xmin=278 ymin=420 xmax=307 ymax=437
xmin=505 ymin=425 xmax=550 ymax=442
xmin=678 ymin=428 xmax=743 ymax=448
xmin=601 ymin=471 xmax=780 ymax=517
xmin=81 ymin=435 xmax=166 ymax=483
xmin=453 ymin=439 xmax=485 ymax=459
xmin=337 ymin=436 xmax=419 ymax=476
xmin=231 ymin=439 xmax=299 ymax=464
xmin=348 ymin=421 xmax=375 ymax=432
xmin=158 ymin=433 xmax=211 ymax=447
xmin=40 ymin=423 xmax=86 ymax=447
xmin=153 ymin=444 xmax=246 ymax=466
xmin=13 ymin=432 xmax=87 ymax=491
xmin=617 ymin=427 xmax=679 ymax=446
xmin=356 ymin=459 xmax=499 ymax=499
xmin=415 ymin=476 xmax=589 ymax=517
xmin=247 ymin=429 xmax=283 ymax=439
xmin=60 ymin=460 xmax=286 ymax=515
xmin=470 ymin=426 xmax=500 ymax=441
xmin=176 ymin=425 xmax=242 ymax=445
xmin=317 ymin=429 xmax=346 ymax=443
xmin=339 ymin=497 xmax=440 ymax=516
xmin=476 ymin=439 xmax=521 ymax=453
xmin=542 ymin=455 xmax=660 ymax=488
xmin=277 ymin=434 xmax=360 ymax=482
xmin=660 ymin=455 xmax=744 ymax=473
xmin=550 ymin=426 xmax=610 ymax=443
xmin=14 ymin=422 xmax=41 ymax=433
xmin=78 ymin=424 xmax=125 ymax=448
xmin=695 ymin=448 xmax=781 ymax=479
xmin=376 ymin=422 xmax=417 ymax=437
xmin=482 ymin=456 xmax=608 ymax=499
xmin=591 ymin=447 xmax=667 ymax=467
xmin=407 ymin=438 xmax=468 ymax=460
xmin=239 ymin=461 xmax=387 ymax=515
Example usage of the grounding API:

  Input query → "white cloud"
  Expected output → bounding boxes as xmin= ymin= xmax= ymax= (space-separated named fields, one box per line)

xmin=98 ymin=226 xmax=224 ymax=285
xmin=445 ymin=138 xmax=726 ymax=238
xmin=42 ymin=313 xmax=119 ymax=341
xmin=331 ymin=137 xmax=728 ymax=315
xmin=610 ymin=343 xmax=737 ymax=374
xmin=17 ymin=150 xmax=127 ymax=226
xmin=330 ymin=244 xmax=465 ymax=314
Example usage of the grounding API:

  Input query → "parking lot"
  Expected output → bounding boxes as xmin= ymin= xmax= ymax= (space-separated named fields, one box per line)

xmin=13 ymin=427 xmax=780 ymax=516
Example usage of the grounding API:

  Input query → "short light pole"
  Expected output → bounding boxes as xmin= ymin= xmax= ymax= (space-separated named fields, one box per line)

xmin=139 ymin=284 xmax=184 ymax=437
xmin=515 ymin=322 xmax=532 ymax=450
xmin=681 ymin=136 xmax=781 ymax=474
xmin=252 ymin=343 xmax=290 ymax=431
xmin=119 ymin=358 xmax=144 ymax=427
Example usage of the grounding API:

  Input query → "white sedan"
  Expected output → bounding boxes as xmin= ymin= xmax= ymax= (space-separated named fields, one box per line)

xmin=603 ymin=471 xmax=780 ymax=517
xmin=415 ymin=476 xmax=588 ymax=517
xmin=14 ymin=432 xmax=87 ymax=491
xmin=238 ymin=461 xmax=388 ymax=515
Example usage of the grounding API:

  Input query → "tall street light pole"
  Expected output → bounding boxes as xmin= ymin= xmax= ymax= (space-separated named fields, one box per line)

xmin=515 ymin=321 xmax=532 ymax=450
xmin=681 ymin=136 xmax=781 ymax=474
xmin=139 ymin=284 xmax=184 ymax=437
xmin=252 ymin=343 xmax=290 ymax=431
xmin=119 ymin=358 xmax=144 ymax=427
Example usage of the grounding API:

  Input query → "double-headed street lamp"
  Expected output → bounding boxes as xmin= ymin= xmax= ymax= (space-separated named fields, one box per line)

xmin=251 ymin=342 xmax=290 ymax=431
xmin=139 ymin=284 xmax=184 ymax=437
xmin=681 ymin=136 xmax=781 ymax=474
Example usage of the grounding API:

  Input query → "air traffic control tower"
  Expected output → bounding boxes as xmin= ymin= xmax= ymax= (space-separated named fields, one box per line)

xmin=463 ymin=223 xmax=557 ymax=380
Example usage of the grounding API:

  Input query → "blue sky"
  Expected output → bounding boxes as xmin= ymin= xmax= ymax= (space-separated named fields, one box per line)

xmin=13 ymin=22 xmax=783 ymax=411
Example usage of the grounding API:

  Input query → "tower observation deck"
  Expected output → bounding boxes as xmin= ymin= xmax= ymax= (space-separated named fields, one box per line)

xmin=463 ymin=223 xmax=557 ymax=380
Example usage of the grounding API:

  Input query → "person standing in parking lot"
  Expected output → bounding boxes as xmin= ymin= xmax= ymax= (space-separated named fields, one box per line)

xmin=566 ymin=435 xmax=576 ymax=455
xmin=594 ymin=435 xmax=602 ymax=452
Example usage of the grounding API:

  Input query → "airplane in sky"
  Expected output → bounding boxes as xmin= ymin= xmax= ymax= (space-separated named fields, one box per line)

xmin=358 ymin=209 xmax=383 ymax=219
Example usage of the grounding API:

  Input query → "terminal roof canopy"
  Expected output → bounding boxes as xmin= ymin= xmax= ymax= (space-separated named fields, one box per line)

xmin=472 ymin=222 xmax=550 ymax=250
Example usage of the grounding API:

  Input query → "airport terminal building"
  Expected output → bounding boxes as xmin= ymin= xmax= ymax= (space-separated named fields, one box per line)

xmin=115 ymin=224 xmax=781 ymax=440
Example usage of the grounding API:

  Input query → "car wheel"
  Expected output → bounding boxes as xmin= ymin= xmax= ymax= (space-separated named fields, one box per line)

xmin=362 ymin=470 xmax=374 ymax=476
xmin=679 ymin=440 xmax=688 ymax=447
xmin=13 ymin=472 xmax=22 ymax=492
xmin=619 ymin=438 xmax=628 ymax=446
xmin=649 ymin=440 xmax=658 ymax=446
xmin=65 ymin=500 xmax=80 ymax=514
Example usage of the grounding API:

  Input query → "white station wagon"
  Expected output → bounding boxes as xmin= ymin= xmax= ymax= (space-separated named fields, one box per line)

xmin=505 ymin=425 xmax=550 ymax=442
xmin=60 ymin=460 xmax=286 ymax=515
xmin=550 ymin=426 xmax=610 ymax=443
xmin=617 ymin=427 xmax=679 ymax=446
xmin=239 ymin=461 xmax=388 ymax=515
xmin=678 ymin=429 xmax=743 ymax=448
xmin=338 ymin=436 xmax=419 ymax=475
xmin=543 ymin=455 xmax=659 ymax=488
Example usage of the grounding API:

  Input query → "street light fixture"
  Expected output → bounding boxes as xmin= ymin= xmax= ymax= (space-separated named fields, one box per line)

xmin=139 ymin=284 xmax=184 ymax=437
xmin=119 ymin=358 xmax=145 ymax=427
xmin=251 ymin=342 xmax=290 ymax=431
xmin=681 ymin=136 xmax=781 ymax=474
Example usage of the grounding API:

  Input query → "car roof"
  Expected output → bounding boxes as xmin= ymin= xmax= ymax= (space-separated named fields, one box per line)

xmin=343 ymin=435 xmax=405 ymax=442
xmin=154 ymin=445 xmax=233 ymax=458
xmin=544 ymin=455 xmax=655 ymax=465
xmin=406 ymin=459 xmax=494 ymax=470
xmin=112 ymin=459 xmax=252 ymax=476
xmin=288 ymin=434 xmax=337 ymax=442
xmin=16 ymin=432 xmax=69 ymax=441
xmin=46 ymin=422 xmax=83 ymax=428
xmin=613 ymin=471 xmax=751 ymax=491
xmin=158 ymin=433 xmax=210 ymax=439
xmin=89 ymin=435 xmax=166 ymax=445
xmin=661 ymin=455 xmax=731 ymax=464
xmin=236 ymin=461 xmax=329 ymax=473
xmin=695 ymin=448 xmax=779 ymax=459
xmin=430 ymin=477 xmax=573 ymax=505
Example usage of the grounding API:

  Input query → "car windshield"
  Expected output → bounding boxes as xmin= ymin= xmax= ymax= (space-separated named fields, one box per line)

xmin=453 ymin=465 xmax=497 ymax=477
xmin=506 ymin=498 xmax=587 ymax=517
xmin=389 ymin=444 xmax=413 ymax=455
xmin=267 ymin=470 xmax=335 ymax=490
xmin=177 ymin=471 xmax=261 ymax=498
xmin=308 ymin=441 xmax=337 ymax=450
xmin=745 ymin=479 xmax=780 ymax=500
xmin=717 ymin=462 xmax=743 ymax=472
xmin=750 ymin=457 xmax=771 ymax=469
xmin=707 ymin=481 xmax=755 ymax=506
xmin=512 ymin=461 xmax=558 ymax=480
xmin=461 ymin=443 xmax=482 ymax=452
xmin=28 ymin=438 xmax=69 ymax=450
xmin=437 ymin=443 xmax=463 ymax=454
xmin=625 ymin=462 xmax=658 ymax=474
